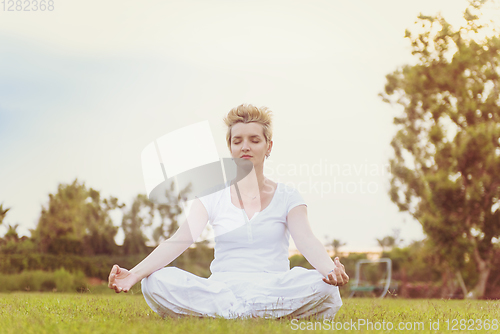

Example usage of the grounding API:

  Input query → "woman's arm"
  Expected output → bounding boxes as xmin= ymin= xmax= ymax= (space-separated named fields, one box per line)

xmin=287 ymin=205 xmax=349 ymax=286
xmin=108 ymin=198 xmax=209 ymax=292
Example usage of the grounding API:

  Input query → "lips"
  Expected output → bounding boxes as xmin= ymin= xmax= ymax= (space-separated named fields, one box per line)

xmin=241 ymin=155 xmax=252 ymax=158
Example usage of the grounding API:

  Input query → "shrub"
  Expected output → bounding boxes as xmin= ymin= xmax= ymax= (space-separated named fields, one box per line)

xmin=0 ymin=269 xmax=87 ymax=292
xmin=0 ymin=248 xmax=214 ymax=280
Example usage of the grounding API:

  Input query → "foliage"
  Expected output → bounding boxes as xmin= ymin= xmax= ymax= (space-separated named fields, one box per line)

xmin=288 ymin=254 xmax=314 ymax=270
xmin=0 ymin=236 xmax=36 ymax=255
xmin=0 ymin=244 xmax=214 ymax=280
xmin=0 ymin=268 xmax=87 ymax=293
xmin=0 ymin=202 xmax=10 ymax=226
xmin=32 ymin=179 xmax=124 ymax=255
xmin=382 ymin=239 xmax=443 ymax=283
xmin=0 ymin=204 xmax=38 ymax=254
xmin=121 ymin=180 xmax=191 ymax=255
xmin=330 ymin=239 xmax=346 ymax=257
xmin=377 ymin=236 xmax=396 ymax=252
xmin=339 ymin=252 xmax=368 ymax=278
xmin=380 ymin=0 xmax=500 ymax=298
xmin=175 ymin=241 xmax=215 ymax=278
xmin=382 ymin=239 xmax=500 ymax=299
xmin=121 ymin=194 xmax=154 ymax=255
xmin=0 ymin=253 xmax=145 ymax=279
xmin=376 ymin=229 xmax=403 ymax=252
xmin=151 ymin=180 xmax=192 ymax=244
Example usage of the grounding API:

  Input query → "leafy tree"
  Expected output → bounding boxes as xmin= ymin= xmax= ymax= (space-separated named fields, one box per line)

xmin=121 ymin=181 xmax=191 ymax=255
xmin=151 ymin=181 xmax=192 ymax=245
xmin=33 ymin=179 xmax=123 ymax=255
xmin=380 ymin=0 xmax=500 ymax=298
xmin=121 ymin=194 xmax=154 ymax=255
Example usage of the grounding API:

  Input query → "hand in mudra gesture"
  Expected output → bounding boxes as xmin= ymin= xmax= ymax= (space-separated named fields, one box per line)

xmin=323 ymin=257 xmax=349 ymax=287
xmin=108 ymin=264 xmax=140 ymax=293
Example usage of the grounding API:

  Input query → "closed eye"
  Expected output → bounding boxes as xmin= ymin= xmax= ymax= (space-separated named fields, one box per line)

xmin=233 ymin=141 xmax=260 ymax=144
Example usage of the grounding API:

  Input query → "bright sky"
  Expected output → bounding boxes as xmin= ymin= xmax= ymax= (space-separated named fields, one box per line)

xmin=1 ymin=0 xmax=492 ymax=252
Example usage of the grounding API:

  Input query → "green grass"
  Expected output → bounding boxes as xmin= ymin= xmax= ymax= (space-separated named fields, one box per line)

xmin=0 ymin=292 xmax=499 ymax=333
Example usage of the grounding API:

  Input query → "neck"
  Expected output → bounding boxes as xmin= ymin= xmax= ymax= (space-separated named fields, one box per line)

xmin=234 ymin=166 xmax=266 ymax=192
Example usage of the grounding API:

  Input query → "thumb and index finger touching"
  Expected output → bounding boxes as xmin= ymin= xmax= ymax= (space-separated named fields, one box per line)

xmin=108 ymin=264 xmax=122 ymax=291
xmin=334 ymin=257 xmax=349 ymax=281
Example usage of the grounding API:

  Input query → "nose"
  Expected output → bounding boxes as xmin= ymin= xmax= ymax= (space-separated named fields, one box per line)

xmin=241 ymin=140 xmax=250 ymax=151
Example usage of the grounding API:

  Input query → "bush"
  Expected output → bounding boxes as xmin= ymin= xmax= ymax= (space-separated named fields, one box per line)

xmin=0 ymin=238 xmax=37 ymax=255
xmin=289 ymin=254 xmax=314 ymax=270
xmin=402 ymin=282 xmax=442 ymax=299
xmin=0 ymin=254 xmax=147 ymax=280
xmin=0 ymin=247 xmax=215 ymax=280
xmin=0 ymin=268 xmax=87 ymax=292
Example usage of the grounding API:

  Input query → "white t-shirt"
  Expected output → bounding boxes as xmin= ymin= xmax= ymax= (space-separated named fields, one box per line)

xmin=196 ymin=181 xmax=307 ymax=274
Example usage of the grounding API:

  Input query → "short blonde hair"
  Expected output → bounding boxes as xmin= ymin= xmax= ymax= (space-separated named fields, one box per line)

xmin=223 ymin=104 xmax=273 ymax=150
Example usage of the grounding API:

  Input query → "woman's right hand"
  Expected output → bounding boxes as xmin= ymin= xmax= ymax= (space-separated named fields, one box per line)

xmin=108 ymin=264 xmax=140 ymax=293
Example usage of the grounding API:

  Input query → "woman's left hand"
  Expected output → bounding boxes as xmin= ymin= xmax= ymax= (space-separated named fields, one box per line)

xmin=323 ymin=257 xmax=349 ymax=286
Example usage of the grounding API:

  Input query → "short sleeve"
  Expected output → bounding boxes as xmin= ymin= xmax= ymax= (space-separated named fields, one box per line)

xmin=195 ymin=194 xmax=213 ymax=222
xmin=194 ymin=183 xmax=226 ymax=223
xmin=286 ymin=187 xmax=307 ymax=214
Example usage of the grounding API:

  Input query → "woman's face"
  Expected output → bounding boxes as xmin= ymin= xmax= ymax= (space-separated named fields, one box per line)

xmin=230 ymin=122 xmax=272 ymax=166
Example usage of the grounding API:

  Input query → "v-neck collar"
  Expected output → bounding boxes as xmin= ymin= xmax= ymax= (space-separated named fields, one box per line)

xmin=229 ymin=182 xmax=280 ymax=221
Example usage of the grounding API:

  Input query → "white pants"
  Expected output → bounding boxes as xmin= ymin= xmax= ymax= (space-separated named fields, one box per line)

xmin=141 ymin=266 xmax=343 ymax=319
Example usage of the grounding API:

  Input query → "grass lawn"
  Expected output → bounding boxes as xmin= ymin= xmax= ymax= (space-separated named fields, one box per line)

xmin=1 ymin=292 xmax=499 ymax=333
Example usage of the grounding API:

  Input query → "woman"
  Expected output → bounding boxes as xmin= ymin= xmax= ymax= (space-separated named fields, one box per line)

xmin=108 ymin=104 xmax=348 ymax=319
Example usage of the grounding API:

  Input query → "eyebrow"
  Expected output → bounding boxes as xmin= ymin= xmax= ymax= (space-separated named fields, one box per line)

xmin=232 ymin=135 xmax=261 ymax=139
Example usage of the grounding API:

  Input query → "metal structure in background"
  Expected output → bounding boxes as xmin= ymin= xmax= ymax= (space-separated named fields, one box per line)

xmin=349 ymin=258 xmax=392 ymax=299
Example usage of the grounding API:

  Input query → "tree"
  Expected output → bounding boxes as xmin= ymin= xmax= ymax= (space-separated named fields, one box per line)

xmin=151 ymin=181 xmax=192 ymax=245
xmin=33 ymin=179 xmax=123 ymax=255
xmin=3 ymin=223 xmax=19 ymax=243
xmin=331 ymin=239 xmax=346 ymax=257
xmin=380 ymin=0 xmax=500 ymax=298
xmin=376 ymin=229 xmax=403 ymax=252
xmin=121 ymin=194 xmax=154 ymax=255
xmin=377 ymin=236 xmax=396 ymax=253
xmin=121 ymin=180 xmax=192 ymax=255
xmin=0 ymin=202 xmax=10 ymax=226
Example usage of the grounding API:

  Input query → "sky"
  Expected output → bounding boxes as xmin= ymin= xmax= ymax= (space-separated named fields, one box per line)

xmin=0 ymin=0 xmax=495 ymax=252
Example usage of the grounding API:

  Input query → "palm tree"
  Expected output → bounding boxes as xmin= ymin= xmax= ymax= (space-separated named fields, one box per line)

xmin=0 ymin=202 xmax=10 ymax=226
xmin=331 ymin=239 xmax=346 ymax=257
xmin=4 ymin=223 xmax=19 ymax=242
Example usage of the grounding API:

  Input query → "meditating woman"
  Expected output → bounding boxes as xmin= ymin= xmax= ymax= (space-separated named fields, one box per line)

xmin=108 ymin=104 xmax=348 ymax=319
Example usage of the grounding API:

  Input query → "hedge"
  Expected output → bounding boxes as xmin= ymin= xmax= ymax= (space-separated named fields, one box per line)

xmin=0 ymin=247 xmax=214 ymax=280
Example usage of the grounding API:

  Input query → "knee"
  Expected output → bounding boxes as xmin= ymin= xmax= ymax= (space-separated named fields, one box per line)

xmin=314 ymin=281 xmax=338 ymax=298
xmin=145 ymin=267 xmax=189 ymax=287
xmin=148 ymin=267 xmax=181 ymax=279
